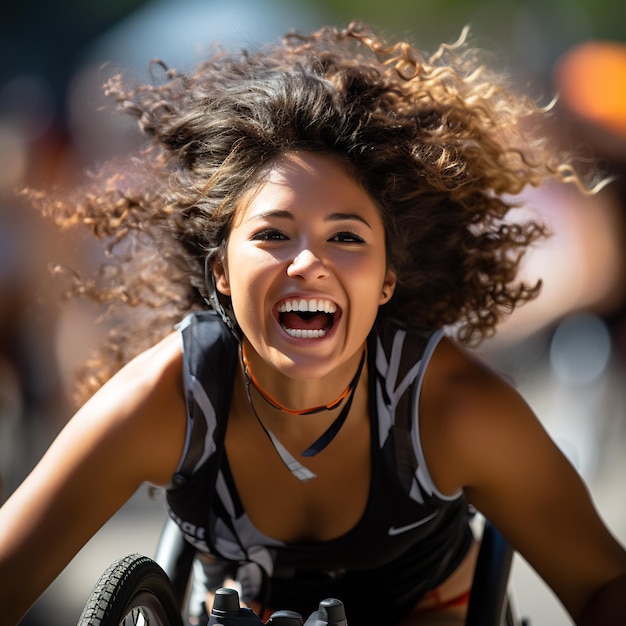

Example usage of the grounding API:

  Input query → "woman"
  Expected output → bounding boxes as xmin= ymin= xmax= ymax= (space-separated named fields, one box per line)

xmin=0 ymin=22 xmax=625 ymax=625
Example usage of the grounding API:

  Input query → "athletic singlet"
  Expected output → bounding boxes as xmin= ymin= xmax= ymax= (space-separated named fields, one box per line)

xmin=166 ymin=310 xmax=473 ymax=624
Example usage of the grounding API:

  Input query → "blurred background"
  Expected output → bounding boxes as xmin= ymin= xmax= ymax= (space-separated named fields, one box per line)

xmin=1 ymin=0 xmax=626 ymax=624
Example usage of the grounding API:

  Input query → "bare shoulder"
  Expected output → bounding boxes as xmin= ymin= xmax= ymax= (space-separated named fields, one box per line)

xmin=84 ymin=330 xmax=185 ymax=430
xmin=109 ymin=330 xmax=184 ymax=391
xmin=420 ymin=335 xmax=526 ymax=428
xmin=79 ymin=330 xmax=187 ymax=486
xmin=418 ymin=335 xmax=543 ymax=495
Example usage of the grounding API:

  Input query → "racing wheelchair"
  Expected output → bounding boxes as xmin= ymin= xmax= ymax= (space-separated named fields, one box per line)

xmin=76 ymin=514 xmax=527 ymax=626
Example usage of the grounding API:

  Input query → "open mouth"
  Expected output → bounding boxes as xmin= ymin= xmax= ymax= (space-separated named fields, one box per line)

xmin=276 ymin=298 xmax=338 ymax=339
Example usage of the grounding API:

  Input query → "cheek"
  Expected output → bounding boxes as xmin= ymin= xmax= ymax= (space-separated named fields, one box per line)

xmin=227 ymin=256 xmax=271 ymax=314
xmin=348 ymin=264 xmax=388 ymax=311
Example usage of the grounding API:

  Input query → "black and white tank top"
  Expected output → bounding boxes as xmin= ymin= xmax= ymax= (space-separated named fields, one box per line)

xmin=166 ymin=310 xmax=472 ymax=623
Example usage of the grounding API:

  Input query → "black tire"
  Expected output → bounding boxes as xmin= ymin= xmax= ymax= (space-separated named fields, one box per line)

xmin=78 ymin=553 xmax=184 ymax=626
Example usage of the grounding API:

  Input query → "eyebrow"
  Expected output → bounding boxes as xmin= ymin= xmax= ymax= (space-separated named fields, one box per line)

xmin=250 ymin=210 xmax=372 ymax=228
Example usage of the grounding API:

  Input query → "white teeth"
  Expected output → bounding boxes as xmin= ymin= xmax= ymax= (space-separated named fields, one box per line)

xmin=277 ymin=298 xmax=337 ymax=314
xmin=277 ymin=298 xmax=337 ymax=339
xmin=283 ymin=328 xmax=328 ymax=339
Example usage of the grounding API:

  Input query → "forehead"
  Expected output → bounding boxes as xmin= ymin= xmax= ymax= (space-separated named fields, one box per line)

xmin=235 ymin=151 xmax=381 ymax=219
xmin=262 ymin=151 xmax=354 ymax=186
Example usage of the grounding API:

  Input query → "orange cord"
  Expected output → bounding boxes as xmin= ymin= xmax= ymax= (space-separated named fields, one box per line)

xmin=241 ymin=342 xmax=361 ymax=415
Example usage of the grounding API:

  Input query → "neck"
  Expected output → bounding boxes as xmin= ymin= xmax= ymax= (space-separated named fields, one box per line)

xmin=240 ymin=340 xmax=366 ymax=415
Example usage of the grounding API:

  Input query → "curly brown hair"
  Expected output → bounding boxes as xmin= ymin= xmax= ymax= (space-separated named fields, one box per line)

xmin=29 ymin=22 xmax=594 ymax=399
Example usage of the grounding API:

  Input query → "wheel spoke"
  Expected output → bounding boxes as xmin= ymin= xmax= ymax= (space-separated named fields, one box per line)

xmin=119 ymin=591 xmax=169 ymax=625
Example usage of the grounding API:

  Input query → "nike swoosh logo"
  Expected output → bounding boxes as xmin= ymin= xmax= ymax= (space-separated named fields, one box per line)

xmin=387 ymin=510 xmax=439 ymax=536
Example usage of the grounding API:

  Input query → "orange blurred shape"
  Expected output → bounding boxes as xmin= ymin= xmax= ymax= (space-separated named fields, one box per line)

xmin=555 ymin=41 xmax=626 ymax=137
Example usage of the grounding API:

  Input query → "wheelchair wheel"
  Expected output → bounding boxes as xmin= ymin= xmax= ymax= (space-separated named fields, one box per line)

xmin=78 ymin=553 xmax=184 ymax=626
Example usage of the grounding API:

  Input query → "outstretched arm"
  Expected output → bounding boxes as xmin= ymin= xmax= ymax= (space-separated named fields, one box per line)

xmin=420 ymin=337 xmax=626 ymax=624
xmin=576 ymin=571 xmax=626 ymax=625
xmin=0 ymin=332 xmax=186 ymax=625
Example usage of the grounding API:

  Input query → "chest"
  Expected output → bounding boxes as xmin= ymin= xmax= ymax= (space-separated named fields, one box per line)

xmin=224 ymin=379 xmax=373 ymax=544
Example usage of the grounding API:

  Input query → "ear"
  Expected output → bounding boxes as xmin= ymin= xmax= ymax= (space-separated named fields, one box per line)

xmin=379 ymin=269 xmax=397 ymax=305
xmin=211 ymin=258 xmax=231 ymax=296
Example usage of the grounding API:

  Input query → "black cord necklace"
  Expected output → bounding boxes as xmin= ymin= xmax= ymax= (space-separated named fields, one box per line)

xmin=241 ymin=345 xmax=367 ymax=481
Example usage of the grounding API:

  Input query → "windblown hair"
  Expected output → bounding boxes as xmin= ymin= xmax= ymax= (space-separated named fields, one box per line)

xmin=31 ymin=22 xmax=591 ymax=399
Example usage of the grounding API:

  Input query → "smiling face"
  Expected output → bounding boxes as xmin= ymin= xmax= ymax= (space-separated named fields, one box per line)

xmin=212 ymin=152 xmax=396 ymax=386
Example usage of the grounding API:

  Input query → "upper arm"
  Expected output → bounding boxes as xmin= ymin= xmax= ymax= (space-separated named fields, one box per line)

xmin=420 ymin=338 xmax=626 ymax=620
xmin=0 ymin=331 xmax=187 ymax=624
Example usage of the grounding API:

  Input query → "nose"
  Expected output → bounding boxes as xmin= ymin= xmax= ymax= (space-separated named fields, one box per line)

xmin=286 ymin=248 xmax=329 ymax=280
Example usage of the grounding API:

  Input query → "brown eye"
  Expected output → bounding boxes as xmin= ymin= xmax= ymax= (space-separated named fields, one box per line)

xmin=329 ymin=231 xmax=365 ymax=243
xmin=251 ymin=228 xmax=287 ymax=241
